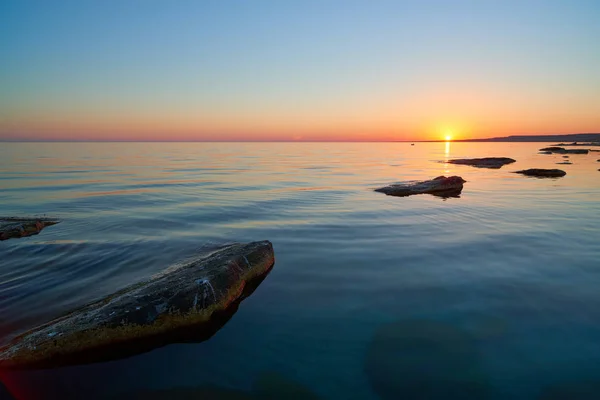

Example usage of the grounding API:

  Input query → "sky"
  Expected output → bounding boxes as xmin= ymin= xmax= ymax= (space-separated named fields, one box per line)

xmin=1 ymin=0 xmax=599 ymax=142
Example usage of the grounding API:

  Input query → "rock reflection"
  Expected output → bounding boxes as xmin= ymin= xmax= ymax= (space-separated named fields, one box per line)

xmin=364 ymin=320 xmax=490 ymax=399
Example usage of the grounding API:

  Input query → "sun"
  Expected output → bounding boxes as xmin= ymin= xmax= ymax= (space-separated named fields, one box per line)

xmin=445 ymin=135 xmax=452 ymax=141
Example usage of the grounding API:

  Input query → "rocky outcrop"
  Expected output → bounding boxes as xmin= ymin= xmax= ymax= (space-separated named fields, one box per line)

xmin=539 ymin=147 xmax=589 ymax=154
xmin=445 ymin=157 xmax=515 ymax=169
xmin=514 ymin=169 xmax=566 ymax=178
xmin=539 ymin=147 xmax=565 ymax=152
xmin=0 ymin=241 xmax=275 ymax=369
xmin=375 ymin=176 xmax=466 ymax=198
xmin=538 ymin=151 xmax=552 ymax=155
xmin=0 ymin=217 xmax=60 ymax=241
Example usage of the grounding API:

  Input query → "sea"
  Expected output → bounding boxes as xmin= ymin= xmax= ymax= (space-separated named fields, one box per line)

xmin=0 ymin=142 xmax=599 ymax=399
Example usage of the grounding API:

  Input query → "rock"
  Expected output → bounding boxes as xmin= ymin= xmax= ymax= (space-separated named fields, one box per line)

xmin=556 ymin=161 xmax=572 ymax=165
xmin=0 ymin=217 xmax=60 ymax=241
xmin=563 ymin=155 xmax=569 ymax=158
xmin=538 ymin=147 xmax=588 ymax=154
xmin=565 ymin=149 xmax=589 ymax=154
xmin=364 ymin=320 xmax=490 ymax=399
xmin=539 ymin=147 xmax=565 ymax=152
xmin=253 ymin=372 xmax=321 ymax=399
xmin=538 ymin=381 xmax=600 ymax=400
xmin=375 ymin=176 xmax=466 ymax=198
xmin=445 ymin=157 xmax=516 ymax=169
xmin=0 ymin=241 xmax=275 ymax=369
xmin=539 ymin=151 xmax=553 ymax=155
xmin=514 ymin=169 xmax=566 ymax=178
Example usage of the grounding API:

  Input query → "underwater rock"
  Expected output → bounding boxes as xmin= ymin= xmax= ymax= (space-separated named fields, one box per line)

xmin=0 ymin=217 xmax=60 ymax=241
xmin=445 ymin=157 xmax=516 ymax=169
xmin=514 ymin=169 xmax=566 ymax=178
xmin=253 ymin=372 xmax=321 ymax=399
xmin=109 ymin=372 xmax=319 ymax=400
xmin=375 ymin=176 xmax=465 ymax=198
xmin=538 ymin=380 xmax=600 ymax=400
xmin=0 ymin=241 xmax=275 ymax=369
xmin=364 ymin=320 xmax=490 ymax=399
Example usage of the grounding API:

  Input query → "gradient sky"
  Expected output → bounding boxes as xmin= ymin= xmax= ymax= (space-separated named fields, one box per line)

xmin=1 ymin=0 xmax=599 ymax=141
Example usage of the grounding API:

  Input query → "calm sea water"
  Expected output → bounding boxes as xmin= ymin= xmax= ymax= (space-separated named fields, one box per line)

xmin=0 ymin=142 xmax=599 ymax=399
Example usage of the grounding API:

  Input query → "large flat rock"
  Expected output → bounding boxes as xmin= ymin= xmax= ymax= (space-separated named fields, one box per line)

xmin=375 ymin=176 xmax=466 ymax=198
xmin=0 ymin=217 xmax=60 ymax=241
xmin=0 ymin=241 xmax=274 ymax=369
xmin=514 ymin=169 xmax=566 ymax=178
xmin=445 ymin=157 xmax=516 ymax=169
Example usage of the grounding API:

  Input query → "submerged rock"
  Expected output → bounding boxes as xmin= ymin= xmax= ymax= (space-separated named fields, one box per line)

xmin=445 ymin=157 xmax=516 ymax=169
xmin=514 ymin=169 xmax=566 ymax=178
xmin=364 ymin=320 xmax=490 ymax=399
xmin=375 ymin=176 xmax=466 ymax=198
xmin=0 ymin=241 xmax=274 ymax=369
xmin=0 ymin=217 xmax=60 ymax=241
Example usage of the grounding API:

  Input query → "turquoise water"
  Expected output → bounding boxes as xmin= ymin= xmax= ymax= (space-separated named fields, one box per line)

xmin=0 ymin=142 xmax=599 ymax=399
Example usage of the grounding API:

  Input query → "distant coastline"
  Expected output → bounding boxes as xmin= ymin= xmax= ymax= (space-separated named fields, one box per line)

xmin=1 ymin=133 xmax=599 ymax=143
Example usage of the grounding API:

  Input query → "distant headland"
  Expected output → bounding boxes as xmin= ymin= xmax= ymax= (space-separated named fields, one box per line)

xmin=454 ymin=133 xmax=600 ymax=143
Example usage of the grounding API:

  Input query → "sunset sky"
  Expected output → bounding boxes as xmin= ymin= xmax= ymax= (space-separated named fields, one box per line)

xmin=1 ymin=0 xmax=599 ymax=142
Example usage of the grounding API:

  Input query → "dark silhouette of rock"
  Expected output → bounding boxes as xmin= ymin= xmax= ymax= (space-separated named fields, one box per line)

xmin=364 ymin=320 xmax=490 ymax=399
xmin=0 ymin=217 xmax=60 ymax=241
xmin=539 ymin=147 xmax=589 ymax=154
xmin=514 ymin=169 xmax=566 ymax=178
xmin=539 ymin=151 xmax=553 ymax=155
xmin=0 ymin=241 xmax=274 ymax=369
xmin=556 ymin=162 xmax=572 ymax=165
xmin=563 ymin=155 xmax=569 ymax=158
xmin=539 ymin=147 xmax=565 ymax=152
xmin=375 ymin=176 xmax=466 ymax=198
xmin=445 ymin=157 xmax=516 ymax=169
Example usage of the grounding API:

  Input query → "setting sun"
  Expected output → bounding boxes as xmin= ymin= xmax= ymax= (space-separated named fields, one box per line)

xmin=445 ymin=135 xmax=452 ymax=141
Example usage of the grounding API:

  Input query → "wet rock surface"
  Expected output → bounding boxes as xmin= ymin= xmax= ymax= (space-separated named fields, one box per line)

xmin=375 ymin=176 xmax=466 ymax=198
xmin=446 ymin=157 xmax=516 ymax=169
xmin=0 ymin=217 xmax=60 ymax=241
xmin=0 ymin=241 xmax=275 ymax=369
xmin=514 ymin=169 xmax=566 ymax=178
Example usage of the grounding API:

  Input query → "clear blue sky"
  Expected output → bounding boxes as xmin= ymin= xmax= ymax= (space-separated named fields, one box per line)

xmin=1 ymin=0 xmax=599 ymax=141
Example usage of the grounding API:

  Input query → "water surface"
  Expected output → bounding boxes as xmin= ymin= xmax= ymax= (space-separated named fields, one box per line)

xmin=1 ymin=142 xmax=599 ymax=399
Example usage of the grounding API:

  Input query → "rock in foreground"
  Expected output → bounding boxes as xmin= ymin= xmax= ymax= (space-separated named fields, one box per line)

xmin=375 ymin=176 xmax=466 ymax=198
xmin=0 ymin=241 xmax=274 ymax=369
xmin=445 ymin=157 xmax=516 ymax=169
xmin=0 ymin=217 xmax=60 ymax=241
xmin=514 ymin=169 xmax=566 ymax=178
